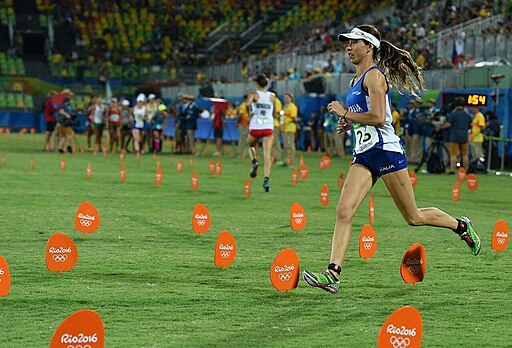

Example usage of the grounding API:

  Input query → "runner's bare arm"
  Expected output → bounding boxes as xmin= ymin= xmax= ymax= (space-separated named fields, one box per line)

xmin=246 ymin=92 xmax=259 ymax=117
xmin=328 ymin=69 xmax=387 ymax=127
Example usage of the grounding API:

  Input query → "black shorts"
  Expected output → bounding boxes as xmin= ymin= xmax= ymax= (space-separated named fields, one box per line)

xmin=214 ymin=128 xmax=223 ymax=139
xmin=46 ymin=121 xmax=56 ymax=132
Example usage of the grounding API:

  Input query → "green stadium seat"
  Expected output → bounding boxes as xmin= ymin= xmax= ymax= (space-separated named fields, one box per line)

xmin=25 ymin=96 xmax=34 ymax=109
xmin=0 ymin=94 xmax=7 ymax=109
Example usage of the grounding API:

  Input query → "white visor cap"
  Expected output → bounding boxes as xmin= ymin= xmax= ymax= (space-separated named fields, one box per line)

xmin=136 ymin=93 xmax=146 ymax=102
xmin=337 ymin=27 xmax=380 ymax=49
xmin=122 ymin=99 xmax=130 ymax=106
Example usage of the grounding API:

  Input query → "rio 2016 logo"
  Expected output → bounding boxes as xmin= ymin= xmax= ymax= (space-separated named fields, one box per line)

xmin=61 ymin=333 xmax=98 ymax=345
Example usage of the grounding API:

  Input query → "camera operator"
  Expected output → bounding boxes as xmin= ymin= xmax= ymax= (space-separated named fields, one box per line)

xmin=484 ymin=110 xmax=501 ymax=170
xmin=425 ymin=99 xmax=447 ymax=149
xmin=56 ymin=97 xmax=76 ymax=153
xmin=437 ymin=97 xmax=472 ymax=174
xmin=404 ymin=99 xmax=422 ymax=164
xmin=423 ymin=99 xmax=438 ymax=147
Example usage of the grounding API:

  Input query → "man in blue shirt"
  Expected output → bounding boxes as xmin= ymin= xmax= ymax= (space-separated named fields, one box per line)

xmin=438 ymin=97 xmax=472 ymax=173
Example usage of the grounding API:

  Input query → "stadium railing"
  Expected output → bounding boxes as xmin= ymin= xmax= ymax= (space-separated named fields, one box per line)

xmin=421 ymin=14 xmax=508 ymax=62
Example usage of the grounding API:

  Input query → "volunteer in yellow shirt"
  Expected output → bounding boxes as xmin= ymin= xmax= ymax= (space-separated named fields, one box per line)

xmin=281 ymin=93 xmax=298 ymax=165
xmin=470 ymin=106 xmax=486 ymax=159
xmin=271 ymin=93 xmax=283 ymax=164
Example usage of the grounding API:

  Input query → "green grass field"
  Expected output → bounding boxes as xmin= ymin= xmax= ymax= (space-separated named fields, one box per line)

xmin=1 ymin=134 xmax=511 ymax=347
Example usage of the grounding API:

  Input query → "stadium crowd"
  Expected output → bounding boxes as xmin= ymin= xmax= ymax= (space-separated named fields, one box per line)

xmin=240 ymin=0 xmax=511 ymax=82
xmin=35 ymin=0 xmax=509 ymax=82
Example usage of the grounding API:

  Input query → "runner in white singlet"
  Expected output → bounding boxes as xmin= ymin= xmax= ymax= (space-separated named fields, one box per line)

xmin=246 ymin=74 xmax=278 ymax=192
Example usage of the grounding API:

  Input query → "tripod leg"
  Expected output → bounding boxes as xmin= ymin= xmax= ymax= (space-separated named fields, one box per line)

xmin=415 ymin=142 xmax=436 ymax=173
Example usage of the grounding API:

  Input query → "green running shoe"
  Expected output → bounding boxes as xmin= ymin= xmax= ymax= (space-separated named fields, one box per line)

xmin=302 ymin=269 xmax=340 ymax=294
xmin=459 ymin=216 xmax=482 ymax=256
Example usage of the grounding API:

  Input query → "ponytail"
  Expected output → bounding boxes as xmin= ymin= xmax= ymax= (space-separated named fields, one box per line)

xmin=376 ymin=40 xmax=426 ymax=97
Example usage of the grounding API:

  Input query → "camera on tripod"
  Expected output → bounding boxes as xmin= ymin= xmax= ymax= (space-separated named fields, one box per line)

xmin=416 ymin=106 xmax=447 ymax=141
xmin=428 ymin=110 xmax=446 ymax=142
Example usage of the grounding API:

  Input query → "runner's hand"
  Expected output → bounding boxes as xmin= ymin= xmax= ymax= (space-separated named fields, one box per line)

xmin=327 ymin=101 xmax=345 ymax=116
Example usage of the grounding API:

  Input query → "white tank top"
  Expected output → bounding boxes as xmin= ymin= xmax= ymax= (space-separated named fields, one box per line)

xmin=92 ymin=104 xmax=106 ymax=124
xmin=250 ymin=90 xmax=274 ymax=130
xmin=133 ymin=105 xmax=146 ymax=129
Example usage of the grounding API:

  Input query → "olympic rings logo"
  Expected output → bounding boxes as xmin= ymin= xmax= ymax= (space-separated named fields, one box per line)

xmin=220 ymin=251 xmax=231 ymax=259
xmin=79 ymin=219 xmax=92 ymax=227
xmin=390 ymin=336 xmax=410 ymax=348
xmin=497 ymin=238 xmax=506 ymax=245
xmin=294 ymin=218 xmax=302 ymax=224
xmin=363 ymin=243 xmax=373 ymax=250
xmin=277 ymin=272 xmax=292 ymax=282
xmin=53 ymin=254 xmax=68 ymax=262
xmin=196 ymin=219 xmax=206 ymax=226
xmin=66 ymin=345 xmax=92 ymax=348
xmin=407 ymin=265 xmax=420 ymax=275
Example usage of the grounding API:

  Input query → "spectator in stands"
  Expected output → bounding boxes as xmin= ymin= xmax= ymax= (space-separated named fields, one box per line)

xmin=43 ymin=91 xmax=58 ymax=152
xmin=437 ymin=97 xmax=472 ymax=173
xmin=108 ymin=97 xmax=122 ymax=153
xmin=465 ymin=54 xmax=476 ymax=67
xmin=236 ymin=95 xmax=250 ymax=158
xmin=281 ymin=92 xmax=299 ymax=165
xmin=287 ymin=68 xmax=301 ymax=80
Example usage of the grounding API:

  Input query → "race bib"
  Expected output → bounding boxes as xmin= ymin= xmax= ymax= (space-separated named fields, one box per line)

xmin=256 ymin=116 xmax=267 ymax=125
xmin=353 ymin=124 xmax=379 ymax=153
xmin=93 ymin=115 xmax=103 ymax=124
xmin=109 ymin=114 xmax=120 ymax=122
xmin=134 ymin=118 xmax=144 ymax=129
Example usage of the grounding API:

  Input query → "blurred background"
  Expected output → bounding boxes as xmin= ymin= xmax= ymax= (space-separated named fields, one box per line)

xmin=1 ymin=0 xmax=511 ymax=170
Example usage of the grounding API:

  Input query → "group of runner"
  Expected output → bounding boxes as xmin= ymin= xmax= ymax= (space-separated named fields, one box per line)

xmin=44 ymin=92 xmax=167 ymax=155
